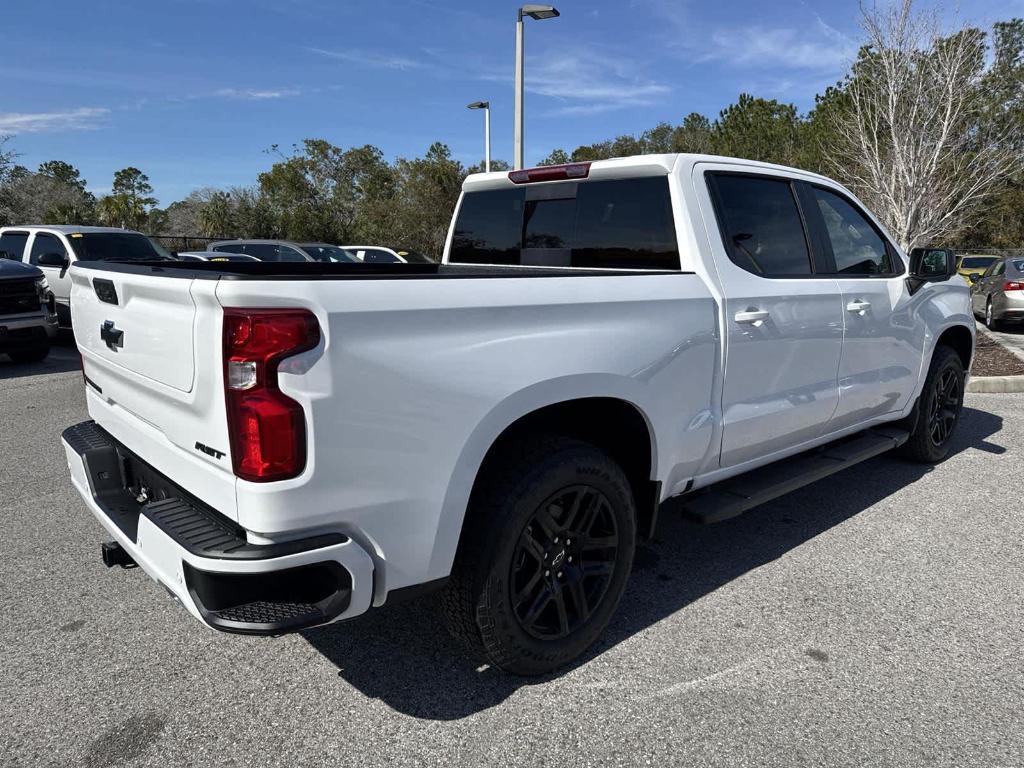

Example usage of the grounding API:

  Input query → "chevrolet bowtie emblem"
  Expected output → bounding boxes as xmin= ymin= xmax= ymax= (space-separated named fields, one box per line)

xmin=100 ymin=320 xmax=124 ymax=350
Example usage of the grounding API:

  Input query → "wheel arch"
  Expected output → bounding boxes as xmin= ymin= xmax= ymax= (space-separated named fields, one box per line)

xmin=429 ymin=376 xmax=659 ymax=580
xmin=936 ymin=323 xmax=974 ymax=371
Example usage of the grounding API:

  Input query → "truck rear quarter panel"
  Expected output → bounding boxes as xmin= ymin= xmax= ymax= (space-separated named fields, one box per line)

xmin=215 ymin=273 xmax=718 ymax=597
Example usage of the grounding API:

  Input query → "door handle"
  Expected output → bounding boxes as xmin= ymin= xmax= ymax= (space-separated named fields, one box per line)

xmin=846 ymin=300 xmax=871 ymax=314
xmin=734 ymin=309 xmax=770 ymax=325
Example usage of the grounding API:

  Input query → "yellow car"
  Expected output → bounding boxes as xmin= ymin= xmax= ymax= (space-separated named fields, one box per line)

xmin=957 ymin=254 xmax=999 ymax=283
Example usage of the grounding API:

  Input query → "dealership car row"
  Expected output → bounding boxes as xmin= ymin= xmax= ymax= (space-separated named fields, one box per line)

xmin=0 ymin=224 xmax=433 ymax=362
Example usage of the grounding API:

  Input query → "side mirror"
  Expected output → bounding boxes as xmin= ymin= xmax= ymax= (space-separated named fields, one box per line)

xmin=37 ymin=252 xmax=70 ymax=269
xmin=909 ymin=247 xmax=956 ymax=279
xmin=968 ymin=272 xmax=981 ymax=284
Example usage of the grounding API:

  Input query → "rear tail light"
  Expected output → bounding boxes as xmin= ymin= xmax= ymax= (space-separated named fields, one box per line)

xmin=508 ymin=162 xmax=591 ymax=184
xmin=222 ymin=308 xmax=320 ymax=482
xmin=1004 ymin=281 xmax=1024 ymax=292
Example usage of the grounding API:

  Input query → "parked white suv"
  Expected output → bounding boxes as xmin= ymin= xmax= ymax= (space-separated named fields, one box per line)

xmin=0 ymin=226 xmax=168 ymax=327
xmin=61 ymin=154 xmax=973 ymax=674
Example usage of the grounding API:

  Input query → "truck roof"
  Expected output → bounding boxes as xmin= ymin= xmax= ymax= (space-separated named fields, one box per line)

xmin=462 ymin=153 xmax=835 ymax=192
xmin=0 ymin=225 xmax=143 ymax=235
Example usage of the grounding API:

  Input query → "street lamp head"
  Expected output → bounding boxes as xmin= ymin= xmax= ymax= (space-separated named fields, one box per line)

xmin=521 ymin=4 xmax=559 ymax=20
xmin=466 ymin=101 xmax=490 ymax=110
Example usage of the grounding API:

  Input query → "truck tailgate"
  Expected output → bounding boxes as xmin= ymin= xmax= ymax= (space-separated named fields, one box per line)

xmin=72 ymin=268 xmax=197 ymax=391
xmin=69 ymin=264 xmax=238 ymax=519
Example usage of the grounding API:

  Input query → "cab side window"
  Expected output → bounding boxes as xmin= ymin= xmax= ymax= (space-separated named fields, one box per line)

xmin=0 ymin=231 xmax=29 ymax=261
xmin=29 ymin=233 xmax=68 ymax=265
xmin=709 ymin=174 xmax=812 ymax=276
xmin=811 ymin=187 xmax=893 ymax=275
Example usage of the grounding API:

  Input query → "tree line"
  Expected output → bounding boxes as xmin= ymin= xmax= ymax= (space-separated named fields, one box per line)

xmin=1 ymin=1 xmax=1022 ymax=256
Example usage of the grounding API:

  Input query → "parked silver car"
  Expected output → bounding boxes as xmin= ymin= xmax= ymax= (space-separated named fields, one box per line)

xmin=208 ymin=240 xmax=357 ymax=263
xmin=970 ymin=255 xmax=1024 ymax=329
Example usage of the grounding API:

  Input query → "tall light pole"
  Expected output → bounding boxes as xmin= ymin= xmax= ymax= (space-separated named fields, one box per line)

xmin=514 ymin=4 xmax=560 ymax=170
xmin=467 ymin=101 xmax=491 ymax=172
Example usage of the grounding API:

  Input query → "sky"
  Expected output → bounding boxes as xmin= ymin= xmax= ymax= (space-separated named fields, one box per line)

xmin=1 ymin=0 xmax=1015 ymax=206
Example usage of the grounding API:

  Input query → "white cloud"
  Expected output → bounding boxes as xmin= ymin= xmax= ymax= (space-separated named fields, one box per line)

xmin=699 ymin=20 xmax=856 ymax=72
xmin=483 ymin=48 xmax=670 ymax=115
xmin=0 ymin=107 xmax=109 ymax=133
xmin=212 ymin=87 xmax=302 ymax=100
xmin=306 ymin=46 xmax=423 ymax=70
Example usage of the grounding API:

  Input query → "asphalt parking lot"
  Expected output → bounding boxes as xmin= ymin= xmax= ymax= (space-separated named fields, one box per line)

xmin=2 ymin=342 xmax=1022 ymax=768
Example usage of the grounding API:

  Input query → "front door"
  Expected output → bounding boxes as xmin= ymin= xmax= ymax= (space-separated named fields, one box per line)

xmin=803 ymin=184 xmax=923 ymax=430
xmin=27 ymin=232 xmax=73 ymax=324
xmin=699 ymin=167 xmax=844 ymax=468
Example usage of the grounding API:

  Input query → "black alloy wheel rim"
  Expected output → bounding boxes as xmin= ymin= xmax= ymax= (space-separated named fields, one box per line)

xmin=510 ymin=485 xmax=619 ymax=640
xmin=929 ymin=366 xmax=961 ymax=447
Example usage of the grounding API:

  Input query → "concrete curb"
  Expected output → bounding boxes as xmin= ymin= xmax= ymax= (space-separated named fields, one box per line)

xmin=967 ymin=375 xmax=1024 ymax=393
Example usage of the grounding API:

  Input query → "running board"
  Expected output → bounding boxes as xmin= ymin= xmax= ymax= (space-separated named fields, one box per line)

xmin=681 ymin=427 xmax=910 ymax=524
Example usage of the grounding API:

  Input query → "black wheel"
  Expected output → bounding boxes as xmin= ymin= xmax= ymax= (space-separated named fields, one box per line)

xmin=442 ymin=435 xmax=636 ymax=675
xmin=7 ymin=345 xmax=49 ymax=363
xmin=899 ymin=345 xmax=965 ymax=463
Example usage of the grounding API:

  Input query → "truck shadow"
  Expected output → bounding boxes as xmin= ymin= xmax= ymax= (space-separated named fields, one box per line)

xmin=301 ymin=406 xmax=1005 ymax=720
xmin=0 ymin=332 xmax=80 ymax=380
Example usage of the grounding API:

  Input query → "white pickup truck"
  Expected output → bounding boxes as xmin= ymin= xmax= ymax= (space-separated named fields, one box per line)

xmin=61 ymin=154 xmax=973 ymax=675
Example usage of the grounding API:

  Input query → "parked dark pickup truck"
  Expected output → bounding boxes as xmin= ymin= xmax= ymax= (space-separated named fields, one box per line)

xmin=0 ymin=259 xmax=57 ymax=362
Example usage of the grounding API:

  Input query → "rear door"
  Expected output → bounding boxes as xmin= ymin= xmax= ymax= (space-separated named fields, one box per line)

xmin=801 ymin=183 xmax=922 ymax=430
xmin=699 ymin=167 xmax=844 ymax=468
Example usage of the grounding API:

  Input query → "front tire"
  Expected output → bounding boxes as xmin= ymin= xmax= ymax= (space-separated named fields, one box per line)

xmin=443 ymin=436 xmax=636 ymax=676
xmin=899 ymin=345 xmax=965 ymax=463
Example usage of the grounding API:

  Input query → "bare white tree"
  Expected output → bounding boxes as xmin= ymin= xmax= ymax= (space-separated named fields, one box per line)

xmin=828 ymin=0 xmax=1020 ymax=251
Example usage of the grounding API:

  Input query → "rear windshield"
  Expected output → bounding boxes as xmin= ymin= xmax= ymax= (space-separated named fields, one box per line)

xmin=960 ymin=256 xmax=997 ymax=269
xmin=69 ymin=233 xmax=163 ymax=261
xmin=449 ymin=176 xmax=679 ymax=270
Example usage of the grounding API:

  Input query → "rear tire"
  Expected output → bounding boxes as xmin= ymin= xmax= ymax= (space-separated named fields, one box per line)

xmin=899 ymin=345 xmax=965 ymax=464
xmin=442 ymin=435 xmax=636 ymax=676
xmin=7 ymin=345 xmax=49 ymax=363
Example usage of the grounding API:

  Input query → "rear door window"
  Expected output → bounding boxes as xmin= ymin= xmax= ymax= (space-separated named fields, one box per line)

xmin=29 ymin=233 xmax=68 ymax=265
xmin=708 ymin=174 xmax=812 ymax=276
xmin=0 ymin=231 xmax=29 ymax=261
xmin=449 ymin=176 xmax=680 ymax=270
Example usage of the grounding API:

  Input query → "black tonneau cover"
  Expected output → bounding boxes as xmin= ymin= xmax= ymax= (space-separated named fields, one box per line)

xmin=72 ymin=260 xmax=685 ymax=281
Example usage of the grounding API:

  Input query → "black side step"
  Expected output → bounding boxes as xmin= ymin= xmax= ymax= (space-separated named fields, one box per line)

xmin=681 ymin=427 xmax=910 ymax=524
